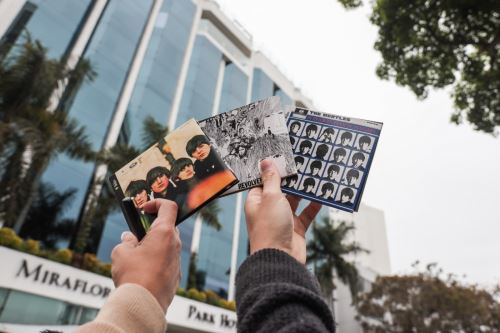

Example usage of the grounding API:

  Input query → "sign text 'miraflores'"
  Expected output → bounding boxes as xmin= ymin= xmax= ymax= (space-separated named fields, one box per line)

xmin=16 ymin=259 xmax=111 ymax=298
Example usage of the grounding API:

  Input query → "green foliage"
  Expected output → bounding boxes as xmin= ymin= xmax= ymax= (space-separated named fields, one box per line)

xmin=182 ymin=287 xmax=236 ymax=311
xmin=19 ymin=238 xmax=40 ymax=255
xmin=370 ymin=0 xmax=500 ymax=133
xmin=176 ymin=288 xmax=187 ymax=297
xmin=307 ymin=218 xmax=367 ymax=301
xmin=0 ymin=227 xmax=111 ymax=276
xmin=47 ymin=248 xmax=73 ymax=265
xmin=141 ymin=115 xmax=170 ymax=149
xmin=337 ymin=0 xmax=362 ymax=9
xmin=205 ymin=289 xmax=223 ymax=307
xmin=357 ymin=263 xmax=500 ymax=332
xmin=82 ymin=253 xmax=111 ymax=277
xmin=0 ymin=227 xmax=23 ymax=249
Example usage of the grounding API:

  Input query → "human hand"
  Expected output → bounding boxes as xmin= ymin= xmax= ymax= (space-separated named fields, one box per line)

xmin=245 ymin=159 xmax=322 ymax=264
xmin=111 ymin=199 xmax=181 ymax=312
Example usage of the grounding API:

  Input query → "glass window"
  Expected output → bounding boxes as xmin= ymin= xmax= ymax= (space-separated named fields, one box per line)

xmin=0 ymin=290 xmax=66 ymax=325
xmin=25 ymin=0 xmax=155 ymax=249
xmin=0 ymin=288 xmax=10 ymax=313
xmin=218 ymin=62 xmax=249 ymax=113
xmin=176 ymin=35 xmax=223 ymax=126
xmin=251 ymin=69 xmax=274 ymax=102
xmin=178 ymin=216 xmax=195 ymax=289
xmin=125 ymin=0 xmax=196 ymax=147
xmin=197 ymin=196 xmax=237 ymax=297
xmin=274 ymin=87 xmax=294 ymax=106
xmin=1 ymin=0 xmax=92 ymax=59
xmin=78 ymin=307 xmax=98 ymax=324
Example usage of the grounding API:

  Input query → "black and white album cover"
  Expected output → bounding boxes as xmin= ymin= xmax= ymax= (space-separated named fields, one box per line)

xmin=282 ymin=107 xmax=383 ymax=213
xmin=199 ymin=96 xmax=297 ymax=194
xmin=108 ymin=119 xmax=238 ymax=233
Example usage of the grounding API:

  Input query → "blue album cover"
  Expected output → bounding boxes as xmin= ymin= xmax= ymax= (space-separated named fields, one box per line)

xmin=282 ymin=107 xmax=383 ymax=213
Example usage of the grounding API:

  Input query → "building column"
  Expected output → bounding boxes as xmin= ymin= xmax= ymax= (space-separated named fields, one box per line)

xmin=0 ymin=0 xmax=26 ymax=38
xmin=48 ymin=0 xmax=109 ymax=111
xmin=227 ymin=192 xmax=243 ymax=300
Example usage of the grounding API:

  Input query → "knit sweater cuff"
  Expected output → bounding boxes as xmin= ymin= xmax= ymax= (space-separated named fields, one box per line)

xmin=236 ymin=248 xmax=319 ymax=295
xmin=76 ymin=283 xmax=166 ymax=333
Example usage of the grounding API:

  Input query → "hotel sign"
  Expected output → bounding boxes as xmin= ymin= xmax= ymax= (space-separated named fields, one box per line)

xmin=0 ymin=246 xmax=237 ymax=332
xmin=16 ymin=259 xmax=112 ymax=299
xmin=0 ymin=247 xmax=114 ymax=308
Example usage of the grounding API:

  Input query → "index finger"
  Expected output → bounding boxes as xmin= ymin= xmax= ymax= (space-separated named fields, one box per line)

xmin=142 ymin=199 xmax=178 ymax=229
xmin=298 ymin=201 xmax=322 ymax=232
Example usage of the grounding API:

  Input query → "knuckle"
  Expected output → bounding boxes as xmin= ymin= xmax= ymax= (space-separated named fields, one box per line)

xmin=161 ymin=199 xmax=178 ymax=211
xmin=110 ymin=245 xmax=121 ymax=261
xmin=262 ymin=169 xmax=276 ymax=182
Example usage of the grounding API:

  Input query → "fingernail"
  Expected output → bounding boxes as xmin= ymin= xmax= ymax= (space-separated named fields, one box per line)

xmin=121 ymin=231 xmax=133 ymax=241
xmin=260 ymin=159 xmax=273 ymax=171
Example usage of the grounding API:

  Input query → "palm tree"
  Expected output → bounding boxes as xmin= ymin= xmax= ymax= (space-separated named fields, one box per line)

xmin=0 ymin=35 xmax=96 ymax=230
xmin=307 ymin=217 xmax=367 ymax=311
xmin=19 ymin=182 xmax=77 ymax=249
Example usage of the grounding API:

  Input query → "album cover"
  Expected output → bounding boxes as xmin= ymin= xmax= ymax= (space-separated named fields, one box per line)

xmin=282 ymin=107 xmax=383 ymax=213
xmin=198 ymin=96 xmax=297 ymax=194
xmin=108 ymin=119 xmax=238 ymax=234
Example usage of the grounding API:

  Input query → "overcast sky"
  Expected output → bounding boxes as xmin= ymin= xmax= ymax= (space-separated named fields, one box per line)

xmin=215 ymin=0 xmax=500 ymax=285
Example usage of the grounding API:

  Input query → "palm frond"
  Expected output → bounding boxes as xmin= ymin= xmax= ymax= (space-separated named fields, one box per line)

xmin=307 ymin=217 xmax=367 ymax=299
xmin=198 ymin=200 xmax=222 ymax=231
xmin=141 ymin=116 xmax=169 ymax=149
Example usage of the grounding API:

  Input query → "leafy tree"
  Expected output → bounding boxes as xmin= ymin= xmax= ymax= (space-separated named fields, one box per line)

xmin=357 ymin=263 xmax=500 ymax=332
xmin=0 ymin=35 xmax=95 ymax=230
xmin=187 ymin=252 xmax=207 ymax=292
xmin=336 ymin=0 xmax=500 ymax=134
xmin=307 ymin=218 xmax=367 ymax=310
xmin=337 ymin=0 xmax=362 ymax=9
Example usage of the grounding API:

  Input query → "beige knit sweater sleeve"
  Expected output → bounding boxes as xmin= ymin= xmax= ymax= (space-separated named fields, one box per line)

xmin=75 ymin=283 xmax=167 ymax=333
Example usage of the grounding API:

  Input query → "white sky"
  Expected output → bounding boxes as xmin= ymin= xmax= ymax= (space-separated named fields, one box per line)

xmin=215 ymin=0 xmax=500 ymax=285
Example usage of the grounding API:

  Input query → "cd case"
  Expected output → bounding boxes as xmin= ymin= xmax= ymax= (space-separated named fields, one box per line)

xmin=282 ymin=107 xmax=383 ymax=212
xmin=108 ymin=119 xmax=238 ymax=236
xmin=198 ymin=96 xmax=297 ymax=195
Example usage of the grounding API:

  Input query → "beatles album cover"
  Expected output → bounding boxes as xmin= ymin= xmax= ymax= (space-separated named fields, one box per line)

xmin=282 ymin=107 xmax=383 ymax=213
xmin=198 ymin=96 xmax=297 ymax=195
xmin=108 ymin=119 xmax=238 ymax=233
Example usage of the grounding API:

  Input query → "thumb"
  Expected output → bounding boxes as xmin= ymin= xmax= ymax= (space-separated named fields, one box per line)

xmin=260 ymin=159 xmax=281 ymax=195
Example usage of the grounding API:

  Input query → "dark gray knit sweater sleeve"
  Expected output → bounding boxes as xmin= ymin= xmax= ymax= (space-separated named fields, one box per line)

xmin=235 ymin=249 xmax=335 ymax=333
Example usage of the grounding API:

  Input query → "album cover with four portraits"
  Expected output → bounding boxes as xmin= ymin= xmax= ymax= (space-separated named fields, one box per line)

xmin=282 ymin=107 xmax=383 ymax=212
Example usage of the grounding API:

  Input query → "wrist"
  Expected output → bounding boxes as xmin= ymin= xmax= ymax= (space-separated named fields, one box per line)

xmin=250 ymin=242 xmax=291 ymax=256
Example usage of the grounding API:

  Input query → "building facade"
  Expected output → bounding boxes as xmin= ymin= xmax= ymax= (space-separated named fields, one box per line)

xmin=0 ymin=1 xmax=390 ymax=332
xmin=0 ymin=0 xmax=317 ymax=331
xmin=329 ymin=204 xmax=391 ymax=333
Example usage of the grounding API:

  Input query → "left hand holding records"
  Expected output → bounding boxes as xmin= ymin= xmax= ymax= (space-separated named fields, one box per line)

xmin=111 ymin=199 xmax=181 ymax=312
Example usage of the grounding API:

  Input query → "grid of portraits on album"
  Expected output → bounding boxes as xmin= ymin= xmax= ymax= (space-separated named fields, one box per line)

xmin=283 ymin=117 xmax=377 ymax=207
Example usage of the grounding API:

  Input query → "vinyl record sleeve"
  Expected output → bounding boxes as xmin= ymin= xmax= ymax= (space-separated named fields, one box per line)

xmin=282 ymin=107 xmax=383 ymax=213
xmin=108 ymin=119 xmax=238 ymax=234
xmin=198 ymin=96 xmax=297 ymax=195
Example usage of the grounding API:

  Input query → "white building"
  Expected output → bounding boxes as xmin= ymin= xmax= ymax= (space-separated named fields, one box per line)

xmin=330 ymin=203 xmax=391 ymax=333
